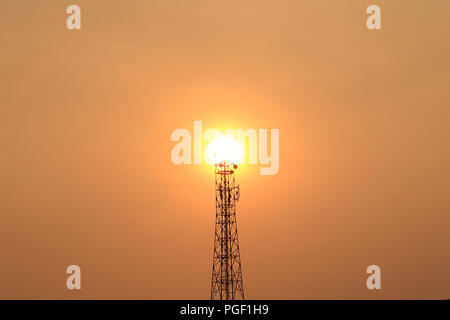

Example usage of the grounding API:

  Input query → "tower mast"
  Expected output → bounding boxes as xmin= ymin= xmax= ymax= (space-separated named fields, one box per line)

xmin=210 ymin=161 xmax=244 ymax=300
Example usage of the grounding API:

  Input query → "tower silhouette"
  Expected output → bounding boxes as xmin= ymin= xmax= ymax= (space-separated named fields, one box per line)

xmin=210 ymin=161 xmax=245 ymax=300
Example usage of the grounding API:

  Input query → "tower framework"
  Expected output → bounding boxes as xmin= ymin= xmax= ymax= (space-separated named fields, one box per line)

xmin=210 ymin=161 xmax=244 ymax=300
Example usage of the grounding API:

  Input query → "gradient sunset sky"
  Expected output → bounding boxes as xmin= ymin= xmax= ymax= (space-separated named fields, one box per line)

xmin=1 ymin=0 xmax=449 ymax=299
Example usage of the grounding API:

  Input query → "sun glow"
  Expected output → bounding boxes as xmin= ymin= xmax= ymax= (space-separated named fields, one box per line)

xmin=205 ymin=135 xmax=242 ymax=165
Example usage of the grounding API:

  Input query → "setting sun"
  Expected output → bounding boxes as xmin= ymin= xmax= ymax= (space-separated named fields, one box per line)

xmin=205 ymin=135 xmax=242 ymax=165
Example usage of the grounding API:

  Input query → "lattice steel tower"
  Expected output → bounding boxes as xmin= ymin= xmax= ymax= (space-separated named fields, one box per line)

xmin=210 ymin=161 xmax=245 ymax=300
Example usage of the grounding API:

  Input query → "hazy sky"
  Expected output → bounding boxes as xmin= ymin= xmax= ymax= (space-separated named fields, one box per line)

xmin=1 ymin=0 xmax=449 ymax=299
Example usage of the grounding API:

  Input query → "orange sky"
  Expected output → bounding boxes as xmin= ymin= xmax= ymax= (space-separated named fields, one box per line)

xmin=0 ymin=0 xmax=449 ymax=299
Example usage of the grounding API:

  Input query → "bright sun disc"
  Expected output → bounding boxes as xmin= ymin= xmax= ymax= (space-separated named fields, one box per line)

xmin=205 ymin=135 xmax=242 ymax=164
